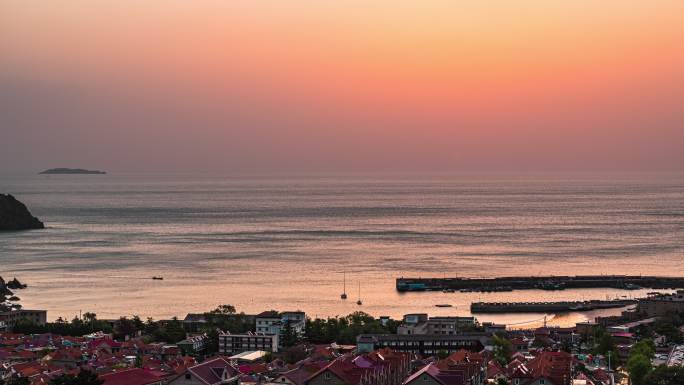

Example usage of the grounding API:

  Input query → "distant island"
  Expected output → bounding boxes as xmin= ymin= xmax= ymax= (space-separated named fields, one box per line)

xmin=39 ymin=168 xmax=107 ymax=175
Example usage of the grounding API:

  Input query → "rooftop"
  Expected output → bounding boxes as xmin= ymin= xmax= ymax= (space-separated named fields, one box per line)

xmin=228 ymin=350 xmax=268 ymax=362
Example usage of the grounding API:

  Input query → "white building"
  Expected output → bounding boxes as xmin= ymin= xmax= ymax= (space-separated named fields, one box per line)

xmin=219 ymin=331 xmax=279 ymax=355
xmin=255 ymin=311 xmax=306 ymax=341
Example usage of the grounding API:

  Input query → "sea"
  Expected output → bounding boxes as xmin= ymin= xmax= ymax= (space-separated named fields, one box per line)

xmin=1 ymin=173 xmax=683 ymax=328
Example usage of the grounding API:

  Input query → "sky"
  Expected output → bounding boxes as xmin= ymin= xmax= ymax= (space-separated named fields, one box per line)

xmin=1 ymin=0 xmax=683 ymax=173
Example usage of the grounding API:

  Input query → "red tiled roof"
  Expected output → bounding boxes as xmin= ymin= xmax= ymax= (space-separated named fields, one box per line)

xmin=523 ymin=351 xmax=572 ymax=385
xmin=187 ymin=357 xmax=240 ymax=385
xmin=486 ymin=360 xmax=504 ymax=379
xmin=100 ymin=368 xmax=164 ymax=385
xmin=13 ymin=361 xmax=45 ymax=378
xmin=88 ymin=338 xmax=122 ymax=350
xmin=306 ymin=356 xmax=367 ymax=385
xmin=404 ymin=363 xmax=468 ymax=385
xmin=13 ymin=350 xmax=37 ymax=359
xmin=280 ymin=362 xmax=328 ymax=385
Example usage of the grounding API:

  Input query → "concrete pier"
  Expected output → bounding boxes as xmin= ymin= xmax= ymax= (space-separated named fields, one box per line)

xmin=396 ymin=275 xmax=684 ymax=292
xmin=470 ymin=299 xmax=637 ymax=313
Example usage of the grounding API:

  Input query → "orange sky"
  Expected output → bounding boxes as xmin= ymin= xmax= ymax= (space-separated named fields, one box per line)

xmin=1 ymin=1 xmax=683 ymax=172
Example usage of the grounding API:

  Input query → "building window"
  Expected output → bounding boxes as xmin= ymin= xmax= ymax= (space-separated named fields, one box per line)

xmin=324 ymin=372 xmax=332 ymax=380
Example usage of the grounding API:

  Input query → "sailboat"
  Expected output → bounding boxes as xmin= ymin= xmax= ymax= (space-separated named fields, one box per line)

xmin=356 ymin=282 xmax=363 ymax=305
xmin=340 ymin=272 xmax=347 ymax=299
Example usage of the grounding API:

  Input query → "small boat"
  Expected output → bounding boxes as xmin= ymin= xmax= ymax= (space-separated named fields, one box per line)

xmin=624 ymin=283 xmax=641 ymax=290
xmin=442 ymin=288 xmax=455 ymax=293
xmin=356 ymin=282 xmax=362 ymax=305
xmin=435 ymin=304 xmax=453 ymax=308
xmin=152 ymin=276 xmax=164 ymax=280
xmin=341 ymin=271 xmax=348 ymax=299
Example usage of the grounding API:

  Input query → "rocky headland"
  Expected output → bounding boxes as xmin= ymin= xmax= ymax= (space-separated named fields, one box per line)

xmin=0 ymin=194 xmax=45 ymax=230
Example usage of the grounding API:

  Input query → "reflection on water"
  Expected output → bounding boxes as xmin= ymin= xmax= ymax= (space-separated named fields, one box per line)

xmin=1 ymin=173 xmax=682 ymax=324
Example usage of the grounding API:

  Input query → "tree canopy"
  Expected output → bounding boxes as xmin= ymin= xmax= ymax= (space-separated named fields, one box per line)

xmin=304 ymin=311 xmax=398 ymax=345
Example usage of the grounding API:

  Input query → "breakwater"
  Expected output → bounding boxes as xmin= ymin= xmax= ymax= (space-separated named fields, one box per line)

xmin=470 ymin=299 xmax=637 ymax=313
xmin=396 ymin=275 xmax=684 ymax=292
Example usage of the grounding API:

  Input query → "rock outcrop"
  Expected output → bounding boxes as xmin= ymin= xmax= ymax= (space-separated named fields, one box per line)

xmin=0 ymin=194 xmax=45 ymax=230
xmin=0 ymin=276 xmax=25 ymax=312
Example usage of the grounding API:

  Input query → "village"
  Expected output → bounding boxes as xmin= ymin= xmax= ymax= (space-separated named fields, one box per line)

xmin=1 ymin=282 xmax=684 ymax=385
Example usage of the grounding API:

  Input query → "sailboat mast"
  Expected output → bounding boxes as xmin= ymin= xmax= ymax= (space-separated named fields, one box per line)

xmin=356 ymin=281 xmax=363 ymax=305
xmin=343 ymin=271 xmax=346 ymax=294
xmin=341 ymin=271 xmax=348 ymax=299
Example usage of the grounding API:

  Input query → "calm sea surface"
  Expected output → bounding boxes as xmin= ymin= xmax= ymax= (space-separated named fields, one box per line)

xmin=1 ymin=173 xmax=683 ymax=327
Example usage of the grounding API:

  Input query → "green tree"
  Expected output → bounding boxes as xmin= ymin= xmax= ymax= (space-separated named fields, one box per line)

xmin=163 ymin=317 xmax=187 ymax=344
xmin=283 ymin=345 xmax=308 ymax=364
xmin=437 ymin=350 xmax=449 ymax=360
xmin=144 ymin=317 xmax=160 ymax=336
xmin=132 ymin=315 xmax=145 ymax=331
xmin=82 ymin=312 xmax=97 ymax=332
xmin=654 ymin=314 xmax=683 ymax=344
xmin=149 ymin=317 xmax=186 ymax=344
xmin=631 ymin=339 xmax=655 ymax=360
xmin=213 ymin=304 xmax=236 ymax=314
xmin=11 ymin=316 xmax=113 ymax=336
xmin=83 ymin=312 xmax=97 ymax=322
xmin=496 ymin=379 xmax=510 ymax=385
xmin=643 ymin=365 xmax=684 ymax=385
xmin=281 ymin=319 xmax=299 ymax=348
xmin=492 ymin=334 xmax=513 ymax=366
xmin=560 ymin=339 xmax=572 ymax=353
xmin=303 ymin=312 xmax=398 ymax=344
xmin=200 ymin=304 xmax=253 ymax=348
xmin=205 ymin=327 xmax=220 ymax=354
xmin=594 ymin=330 xmax=615 ymax=356
xmin=114 ymin=317 xmax=137 ymax=340
xmin=626 ymin=353 xmax=652 ymax=385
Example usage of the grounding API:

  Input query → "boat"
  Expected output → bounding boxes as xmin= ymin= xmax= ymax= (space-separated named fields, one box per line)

xmin=624 ymin=283 xmax=641 ymax=290
xmin=152 ymin=276 xmax=164 ymax=280
xmin=442 ymin=288 xmax=455 ymax=293
xmin=341 ymin=272 xmax=347 ymax=299
xmin=356 ymin=282 xmax=362 ymax=305
xmin=435 ymin=304 xmax=453 ymax=308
